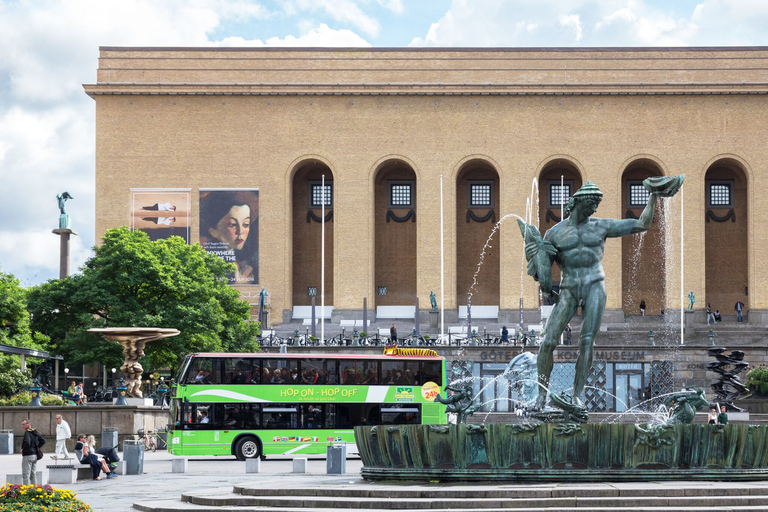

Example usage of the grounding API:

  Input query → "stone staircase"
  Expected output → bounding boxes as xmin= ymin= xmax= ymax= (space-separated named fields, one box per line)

xmin=134 ymin=480 xmax=768 ymax=511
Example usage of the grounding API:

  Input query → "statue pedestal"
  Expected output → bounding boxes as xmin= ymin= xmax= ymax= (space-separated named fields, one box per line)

xmin=429 ymin=311 xmax=438 ymax=328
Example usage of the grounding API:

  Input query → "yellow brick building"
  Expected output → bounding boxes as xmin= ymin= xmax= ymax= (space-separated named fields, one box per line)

xmin=85 ymin=47 xmax=765 ymax=326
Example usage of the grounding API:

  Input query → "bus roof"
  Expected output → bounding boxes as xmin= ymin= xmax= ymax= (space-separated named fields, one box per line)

xmin=188 ymin=352 xmax=444 ymax=361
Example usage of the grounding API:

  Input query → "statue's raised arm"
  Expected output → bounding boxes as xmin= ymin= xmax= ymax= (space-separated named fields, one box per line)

xmin=56 ymin=192 xmax=73 ymax=215
xmin=603 ymin=175 xmax=685 ymax=238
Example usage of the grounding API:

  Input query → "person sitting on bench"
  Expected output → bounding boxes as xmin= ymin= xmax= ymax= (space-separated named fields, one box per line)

xmin=75 ymin=434 xmax=117 ymax=480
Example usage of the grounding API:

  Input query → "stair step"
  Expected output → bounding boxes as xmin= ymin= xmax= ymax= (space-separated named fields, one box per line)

xmin=183 ymin=494 xmax=768 ymax=509
xmin=133 ymin=500 xmax=768 ymax=512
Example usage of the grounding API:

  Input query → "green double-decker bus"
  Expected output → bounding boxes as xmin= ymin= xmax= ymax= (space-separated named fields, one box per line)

xmin=168 ymin=349 xmax=447 ymax=459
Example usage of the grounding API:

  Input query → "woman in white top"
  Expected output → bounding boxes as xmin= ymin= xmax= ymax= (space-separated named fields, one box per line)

xmin=707 ymin=407 xmax=718 ymax=424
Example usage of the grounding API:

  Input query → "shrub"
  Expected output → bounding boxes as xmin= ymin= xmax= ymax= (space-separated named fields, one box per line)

xmin=746 ymin=364 xmax=768 ymax=395
xmin=0 ymin=483 xmax=92 ymax=511
xmin=0 ymin=392 xmax=63 ymax=407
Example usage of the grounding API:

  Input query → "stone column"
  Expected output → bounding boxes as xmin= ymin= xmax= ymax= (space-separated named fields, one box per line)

xmin=52 ymin=228 xmax=78 ymax=279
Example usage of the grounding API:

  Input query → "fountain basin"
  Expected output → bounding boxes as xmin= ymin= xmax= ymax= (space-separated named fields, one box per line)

xmin=355 ymin=423 xmax=768 ymax=482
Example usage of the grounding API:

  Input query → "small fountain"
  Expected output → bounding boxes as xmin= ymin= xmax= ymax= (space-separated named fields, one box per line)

xmin=89 ymin=327 xmax=180 ymax=402
xmin=356 ymin=174 xmax=768 ymax=481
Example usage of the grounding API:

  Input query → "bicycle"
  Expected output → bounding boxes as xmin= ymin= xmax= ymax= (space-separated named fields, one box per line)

xmin=137 ymin=429 xmax=158 ymax=452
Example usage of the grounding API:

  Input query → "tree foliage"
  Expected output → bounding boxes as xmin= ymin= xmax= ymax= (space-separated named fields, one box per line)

xmin=28 ymin=227 xmax=260 ymax=375
xmin=0 ymin=269 xmax=42 ymax=396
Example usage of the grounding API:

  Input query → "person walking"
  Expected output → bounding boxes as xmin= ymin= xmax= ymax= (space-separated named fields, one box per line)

xmin=52 ymin=414 xmax=71 ymax=460
xmin=639 ymin=300 xmax=646 ymax=317
xmin=501 ymin=326 xmax=509 ymax=344
xmin=390 ymin=323 xmax=397 ymax=344
xmin=565 ymin=324 xmax=573 ymax=345
xmin=735 ymin=300 xmax=745 ymax=322
xmin=20 ymin=418 xmax=44 ymax=486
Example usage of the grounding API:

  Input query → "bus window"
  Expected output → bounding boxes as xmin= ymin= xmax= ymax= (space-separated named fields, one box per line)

xmin=212 ymin=403 xmax=261 ymax=429
xmin=176 ymin=355 xmax=191 ymax=383
xmin=249 ymin=359 xmax=261 ymax=384
xmin=419 ymin=361 xmax=442 ymax=386
xmin=171 ymin=399 xmax=182 ymax=427
xmin=185 ymin=404 xmax=212 ymax=429
xmin=263 ymin=404 xmax=298 ymax=429
xmin=300 ymin=359 xmax=336 ymax=385
xmin=186 ymin=358 xmax=221 ymax=384
xmin=224 ymin=358 xmax=252 ymax=384
xmin=238 ymin=403 xmax=261 ymax=429
xmin=381 ymin=361 xmax=406 ymax=385
xmin=381 ymin=404 xmax=421 ymax=425
xmin=340 ymin=362 xmax=359 ymax=385
xmin=262 ymin=359 xmax=298 ymax=384
xmin=325 ymin=404 xmax=337 ymax=428
xmin=333 ymin=403 xmax=380 ymax=428
xmin=301 ymin=404 xmax=323 ymax=428
xmin=359 ymin=360 xmax=378 ymax=385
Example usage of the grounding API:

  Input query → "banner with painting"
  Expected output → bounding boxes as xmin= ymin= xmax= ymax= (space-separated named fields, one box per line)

xmin=131 ymin=189 xmax=191 ymax=243
xmin=199 ymin=189 xmax=259 ymax=285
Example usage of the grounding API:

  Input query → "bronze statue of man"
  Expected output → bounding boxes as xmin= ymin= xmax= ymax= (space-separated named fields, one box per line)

xmin=518 ymin=176 xmax=683 ymax=411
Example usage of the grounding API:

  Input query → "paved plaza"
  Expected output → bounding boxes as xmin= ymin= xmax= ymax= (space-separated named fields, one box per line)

xmin=7 ymin=450 xmax=768 ymax=511
xmin=1 ymin=450 xmax=363 ymax=511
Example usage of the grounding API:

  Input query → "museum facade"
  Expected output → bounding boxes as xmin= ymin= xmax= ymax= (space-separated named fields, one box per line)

xmin=85 ymin=47 xmax=766 ymax=326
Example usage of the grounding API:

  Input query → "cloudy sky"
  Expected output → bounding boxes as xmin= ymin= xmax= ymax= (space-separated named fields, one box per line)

xmin=1 ymin=0 xmax=767 ymax=286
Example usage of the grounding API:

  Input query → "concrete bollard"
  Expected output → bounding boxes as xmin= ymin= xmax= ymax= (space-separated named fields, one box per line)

xmin=292 ymin=458 xmax=307 ymax=473
xmin=171 ymin=458 xmax=188 ymax=473
xmin=0 ymin=430 xmax=13 ymax=455
xmin=47 ymin=465 xmax=77 ymax=485
xmin=112 ymin=460 xmax=127 ymax=475
xmin=245 ymin=458 xmax=261 ymax=474
xmin=6 ymin=472 xmax=43 ymax=485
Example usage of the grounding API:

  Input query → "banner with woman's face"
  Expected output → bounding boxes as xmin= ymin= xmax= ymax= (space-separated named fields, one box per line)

xmin=199 ymin=189 xmax=259 ymax=285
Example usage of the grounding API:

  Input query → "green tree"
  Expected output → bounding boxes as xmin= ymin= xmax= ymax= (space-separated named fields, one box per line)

xmin=28 ymin=227 xmax=260 ymax=375
xmin=0 ymin=269 xmax=43 ymax=396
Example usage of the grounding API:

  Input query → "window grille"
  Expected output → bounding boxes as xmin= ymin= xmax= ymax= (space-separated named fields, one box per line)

xmin=629 ymin=184 xmax=651 ymax=206
xmin=309 ymin=182 xmax=332 ymax=208
xmin=469 ymin=183 xmax=492 ymax=207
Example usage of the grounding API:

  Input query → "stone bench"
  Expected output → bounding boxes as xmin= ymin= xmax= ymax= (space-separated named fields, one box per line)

xmin=47 ymin=464 xmax=77 ymax=485
xmin=376 ymin=306 xmax=415 ymax=319
xmin=6 ymin=471 xmax=43 ymax=485
xmin=339 ymin=319 xmax=365 ymax=327
xmin=292 ymin=305 xmax=333 ymax=320
xmin=458 ymin=305 xmax=499 ymax=319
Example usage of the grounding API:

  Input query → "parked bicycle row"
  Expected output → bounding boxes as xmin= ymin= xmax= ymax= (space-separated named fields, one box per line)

xmin=257 ymin=331 xmax=542 ymax=348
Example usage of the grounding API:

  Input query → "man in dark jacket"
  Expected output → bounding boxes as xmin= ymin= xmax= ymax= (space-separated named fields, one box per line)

xmin=20 ymin=418 xmax=44 ymax=485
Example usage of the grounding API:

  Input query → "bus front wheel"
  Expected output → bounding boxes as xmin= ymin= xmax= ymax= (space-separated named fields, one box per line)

xmin=234 ymin=436 xmax=261 ymax=461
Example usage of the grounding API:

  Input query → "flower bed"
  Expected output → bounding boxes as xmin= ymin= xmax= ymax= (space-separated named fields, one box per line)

xmin=0 ymin=484 xmax=92 ymax=511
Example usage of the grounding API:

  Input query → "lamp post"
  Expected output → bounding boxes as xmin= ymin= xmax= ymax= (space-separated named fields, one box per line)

xmin=115 ymin=377 xmax=128 ymax=406
xmin=29 ymin=378 xmax=42 ymax=407
xmin=648 ymin=330 xmax=655 ymax=346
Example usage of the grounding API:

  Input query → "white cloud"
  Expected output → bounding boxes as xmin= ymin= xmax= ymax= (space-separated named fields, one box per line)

xmin=0 ymin=229 xmax=92 ymax=286
xmin=377 ymin=0 xmax=404 ymax=15
xmin=409 ymin=0 xmax=714 ymax=47
xmin=287 ymin=0 xmax=381 ymax=37
xmin=559 ymin=14 xmax=583 ymax=43
xmin=217 ymin=23 xmax=371 ymax=47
